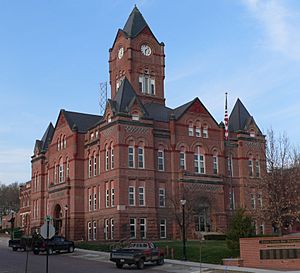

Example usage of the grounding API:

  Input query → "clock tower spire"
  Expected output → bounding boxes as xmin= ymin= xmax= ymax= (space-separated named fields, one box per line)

xmin=109 ymin=6 xmax=165 ymax=105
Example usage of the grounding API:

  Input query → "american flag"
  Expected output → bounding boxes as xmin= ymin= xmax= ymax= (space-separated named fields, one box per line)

xmin=224 ymin=92 xmax=229 ymax=141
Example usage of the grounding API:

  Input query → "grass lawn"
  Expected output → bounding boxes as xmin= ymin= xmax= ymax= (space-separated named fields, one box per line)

xmin=76 ymin=240 xmax=239 ymax=265
xmin=155 ymin=240 xmax=239 ymax=264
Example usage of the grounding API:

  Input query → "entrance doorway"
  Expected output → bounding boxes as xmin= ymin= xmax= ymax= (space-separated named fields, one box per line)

xmin=53 ymin=204 xmax=62 ymax=235
xmin=194 ymin=205 xmax=211 ymax=232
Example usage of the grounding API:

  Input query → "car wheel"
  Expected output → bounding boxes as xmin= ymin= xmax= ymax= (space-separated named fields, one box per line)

xmin=156 ymin=257 xmax=164 ymax=265
xmin=137 ymin=259 xmax=144 ymax=269
xmin=116 ymin=262 xmax=123 ymax=269
xmin=68 ymin=246 xmax=74 ymax=253
xmin=48 ymin=248 xmax=53 ymax=255
xmin=12 ymin=247 xmax=17 ymax=251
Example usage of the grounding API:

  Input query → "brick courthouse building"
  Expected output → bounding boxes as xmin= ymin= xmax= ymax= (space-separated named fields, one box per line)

xmin=20 ymin=7 xmax=266 ymax=241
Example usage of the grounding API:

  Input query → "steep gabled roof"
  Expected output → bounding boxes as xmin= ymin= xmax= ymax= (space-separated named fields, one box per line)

xmin=173 ymin=99 xmax=195 ymax=119
xmin=229 ymin=98 xmax=262 ymax=134
xmin=113 ymin=77 xmax=147 ymax=115
xmin=144 ymin=103 xmax=172 ymax=122
xmin=123 ymin=6 xmax=149 ymax=38
xmin=62 ymin=110 xmax=102 ymax=133
xmin=33 ymin=123 xmax=54 ymax=154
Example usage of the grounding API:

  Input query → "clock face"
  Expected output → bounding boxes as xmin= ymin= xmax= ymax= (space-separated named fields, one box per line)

xmin=118 ymin=47 xmax=124 ymax=59
xmin=141 ymin=44 xmax=151 ymax=56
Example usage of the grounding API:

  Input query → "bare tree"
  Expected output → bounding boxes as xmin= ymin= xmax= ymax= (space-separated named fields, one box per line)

xmin=0 ymin=182 xmax=20 ymax=216
xmin=259 ymin=129 xmax=300 ymax=234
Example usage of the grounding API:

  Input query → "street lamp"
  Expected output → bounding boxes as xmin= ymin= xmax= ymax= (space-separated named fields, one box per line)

xmin=64 ymin=205 xmax=68 ymax=239
xmin=8 ymin=210 xmax=15 ymax=240
xmin=180 ymin=199 xmax=187 ymax=261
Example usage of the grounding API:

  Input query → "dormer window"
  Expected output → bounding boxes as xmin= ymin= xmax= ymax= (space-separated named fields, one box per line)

xmin=250 ymin=129 xmax=255 ymax=137
xmin=132 ymin=111 xmax=140 ymax=121
xmin=107 ymin=114 xmax=112 ymax=123
xmin=139 ymin=71 xmax=155 ymax=95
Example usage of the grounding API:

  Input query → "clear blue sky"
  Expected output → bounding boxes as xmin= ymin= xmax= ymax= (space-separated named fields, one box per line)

xmin=1 ymin=0 xmax=300 ymax=185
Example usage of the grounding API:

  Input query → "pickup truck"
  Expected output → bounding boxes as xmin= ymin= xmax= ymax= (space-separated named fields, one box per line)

xmin=110 ymin=242 xmax=164 ymax=269
xmin=33 ymin=235 xmax=75 ymax=255
xmin=8 ymin=237 xmax=32 ymax=251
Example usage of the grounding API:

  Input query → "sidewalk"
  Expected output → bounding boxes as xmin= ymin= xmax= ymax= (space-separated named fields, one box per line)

xmin=76 ymin=247 xmax=299 ymax=273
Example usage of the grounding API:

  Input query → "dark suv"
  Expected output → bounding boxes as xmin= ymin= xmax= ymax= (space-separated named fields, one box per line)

xmin=33 ymin=235 xmax=75 ymax=255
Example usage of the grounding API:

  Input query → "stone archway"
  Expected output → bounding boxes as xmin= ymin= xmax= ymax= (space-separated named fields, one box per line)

xmin=53 ymin=204 xmax=63 ymax=235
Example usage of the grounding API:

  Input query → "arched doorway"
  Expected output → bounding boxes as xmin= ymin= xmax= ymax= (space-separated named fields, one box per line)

xmin=53 ymin=204 xmax=62 ymax=235
xmin=194 ymin=199 xmax=211 ymax=232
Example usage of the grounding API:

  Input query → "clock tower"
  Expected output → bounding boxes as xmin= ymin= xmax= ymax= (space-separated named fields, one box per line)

xmin=109 ymin=6 xmax=166 ymax=105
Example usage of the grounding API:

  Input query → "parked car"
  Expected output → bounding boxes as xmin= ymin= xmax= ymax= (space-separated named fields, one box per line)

xmin=110 ymin=242 xmax=164 ymax=269
xmin=8 ymin=236 xmax=32 ymax=251
xmin=33 ymin=235 xmax=75 ymax=255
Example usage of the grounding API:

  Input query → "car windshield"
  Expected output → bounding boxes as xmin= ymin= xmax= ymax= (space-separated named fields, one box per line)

xmin=129 ymin=243 xmax=149 ymax=248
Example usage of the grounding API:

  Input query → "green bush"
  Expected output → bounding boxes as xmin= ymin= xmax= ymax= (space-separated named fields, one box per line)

xmin=226 ymin=208 xmax=255 ymax=250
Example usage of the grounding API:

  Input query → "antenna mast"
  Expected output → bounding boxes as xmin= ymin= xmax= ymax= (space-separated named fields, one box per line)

xmin=99 ymin=82 xmax=108 ymax=115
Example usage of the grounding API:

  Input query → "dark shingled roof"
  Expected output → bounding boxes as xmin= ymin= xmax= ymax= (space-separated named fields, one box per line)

xmin=34 ymin=123 xmax=54 ymax=153
xmin=123 ymin=6 xmax=149 ymax=38
xmin=62 ymin=110 xmax=102 ymax=133
xmin=229 ymin=99 xmax=261 ymax=134
xmin=144 ymin=103 xmax=172 ymax=122
xmin=173 ymin=99 xmax=195 ymax=120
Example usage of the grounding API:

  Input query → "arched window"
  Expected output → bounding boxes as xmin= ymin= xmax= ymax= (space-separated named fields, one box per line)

xmin=132 ymin=111 xmax=140 ymax=121
xmin=93 ymin=152 xmax=97 ymax=176
xmin=139 ymin=69 xmax=155 ymax=95
xmin=188 ymin=122 xmax=194 ymax=136
xmin=195 ymin=121 xmax=201 ymax=137
xmin=255 ymin=158 xmax=260 ymax=177
xmin=111 ymin=144 xmax=114 ymax=169
xmin=66 ymin=157 xmax=70 ymax=179
xmin=179 ymin=146 xmax=186 ymax=170
xmin=57 ymin=139 xmax=60 ymax=151
xmin=63 ymin=136 xmax=67 ymax=148
xmin=128 ymin=144 xmax=135 ymax=168
xmin=194 ymin=146 xmax=205 ymax=174
xmin=59 ymin=158 xmax=64 ymax=183
xmin=88 ymin=156 xmax=92 ymax=177
xmin=213 ymin=150 xmax=218 ymax=175
xmin=138 ymin=143 xmax=145 ymax=169
xmin=202 ymin=124 xmax=208 ymax=138
xmin=105 ymin=145 xmax=109 ymax=171
xmin=157 ymin=147 xmax=164 ymax=171
xmin=248 ymin=155 xmax=254 ymax=177
xmin=60 ymin=136 xmax=64 ymax=151
xmin=107 ymin=114 xmax=112 ymax=123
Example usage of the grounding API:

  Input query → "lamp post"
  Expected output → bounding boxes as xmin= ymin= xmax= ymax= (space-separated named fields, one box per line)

xmin=64 ymin=205 xmax=68 ymax=239
xmin=9 ymin=211 xmax=15 ymax=240
xmin=180 ymin=199 xmax=187 ymax=261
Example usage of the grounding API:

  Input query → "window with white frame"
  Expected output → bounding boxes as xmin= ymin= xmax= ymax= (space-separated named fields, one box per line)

xmin=188 ymin=123 xmax=194 ymax=136
xmin=98 ymin=187 xmax=101 ymax=209
xmin=138 ymin=187 xmax=145 ymax=206
xmin=251 ymin=193 xmax=256 ymax=209
xmin=93 ymin=187 xmax=97 ymax=210
xmin=250 ymin=129 xmax=255 ymax=137
xmin=132 ymin=113 xmax=140 ymax=121
xmin=129 ymin=186 xmax=135 ymax=206
xmin=138 ymin=147 xmax=144 ymax=168
xmin=249 ymin=158 xmax=254 ymax=177
xmin=88 ymin=189 xmax=92 ymax=211
xmin=93 ymin=221 xmax=97 ymax=240
xmin=57 ymin=139 xmax=60 ymax=151
xmin=104 ymin=219 xmax=109 ymax=240
xmin=106 ymin=189 xmax=109 ymax=208
xmin=93 ymin=155 xmax=97 ymax=176
xmin=139 ymin=74 xmax=155 ymax=95
xmin=98 ymin=152 xmax=101 ymax=175
xmin=256 ymin=159 xmax=260 ymax=177
xmin=194 ymin=147 xmax=205 ymax=174
xmin=179 ymin=151 xmax=186 ymax=169
xmin=160 ymin=219 xmax=166 ymax=239
xmin=88 ymin=222 xmax=92 ymax=241
xmin=213 ymin=152 xmax=218 ymax=175
xmin=257 ymin=193 xmax=263 ymax=208
xmin=195 ymin=127 xmax=201 ymax=137
xmin=259 ymin=223 xmax=264 ymax=234
xmin=140 ymin=218 xmax=147 ymax=239
xmin=111 ymin=188 xmax=115 ymax=207
xmin=88 ymin=158 xmax=92 ymax=178
xmin=130 ymin=218 xmax=136 ymax=239
xmin=59 ymin=159 xmax=64 ymax=183
xmin=128 ymin=146 xmax=135 ymax=168
xmin=159 ymin=188 xmax=165 ymax=207
xmin=66 ymin=158 xmax=70 ymax=179
xmin=158 ymin=150 xmax=164 ymax=171
xmin=111 ymin=146 xmax=114 ymax=169
xmin=110 ymin=219 xmax=114 ymax=240
xmin=54 ymin=165 xmax=57 ymax=184
xmin=105 ymin=147 xmax=109 ymax=171
xmin=202 ymin=126 xmax=208 ymax=138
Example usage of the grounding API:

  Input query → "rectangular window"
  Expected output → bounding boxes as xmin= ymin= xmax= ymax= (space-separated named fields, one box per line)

xmin=111 ymin=188 xmax=115 ymax=207
xmin=128 ymin=146 xmax=135 ymax=168
xmin=93 ymin=156 xmax=97 ymax=176
xmin=158 ymin=150 xmax=164 ymax=171
xmin=93 ymin=221 xmax=97 ymax=240
xmin=159 ymin=188 xmax=165 ymax=207
xmin=199 ymin=154 xmax=205 ymax=173
xmin=259 ymin=223 xmax=264 ymax=235
xmin=257 ymin=193 xmax=263 ymax=208
xmin=93 ymin=187 xmax=97 ymax=210
xmin=98 ymin=187 xmax=101 ymax=209
xmin=98 ymin=153 xmax=101 ymax=175
xmin=229 ymin=189 xmax=235 ymax=210
xmin=139 ymin=76 xmax=143 ymax=92
xmin=129 ymin=186 xmax=135 ymax=206
xmin=227 ymin=156 xmax=233 ymax=176
xmin=138 ymin=187 xmax=145 ymax=206
xmin=138 ymin=147 xmax=144 ymax=168
xmin=160 ymin=219 xmax=166 ymax=239
xmin=194 ymin=152 xmax=205 ymax=174
xmin=110 ymin=219 xmax=114 ymax=240
xmin=249 ymin=160 xmax=254 ymax=177
xmin=111 ymin=147 xmax=114 ymax=169
xmin=88 ymin=222 xmax=92 ymax=241
xmin=104 ymin=219 xmax=109 ymax=240
xmin=213 ymin=155 xmax=218 ymax=174
xmin=54 ymin=166 xmax=57 ymax=184
xmin=140 ymin=218 xmax=147 ymax=239
xmin=106 ymin=189 xmax=109 ymax=208
xmin=105 ymin=149 xmax=109 ymax=171
xmin=195 ymin=127 xmax=201 ymax=137
xmin=66 ymin=159 xmax=70 ymax=178
xmin=130 ymin=218 xmax=136 ymax=239
xmin=150 ymin=79 xmax=155 ymax=95
xmin=88 ymin=158 xmax=92 ymax=178
xmin=59 ymin=164 xmax=64 ymax=183
xmin=256 ymin=160 xmax=260 ymax=177
xmin=179 ymin=152 xmax=185 ymax=169
xmin=203 ymin=127 xmax=208 ymax=138
xmin=251 ymin=193 xmax=256 ymax=209
xmin=188 ymin=126 xmax=194 ymax=136
xmin=88 ymin=188 xmax=92 ymax=211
